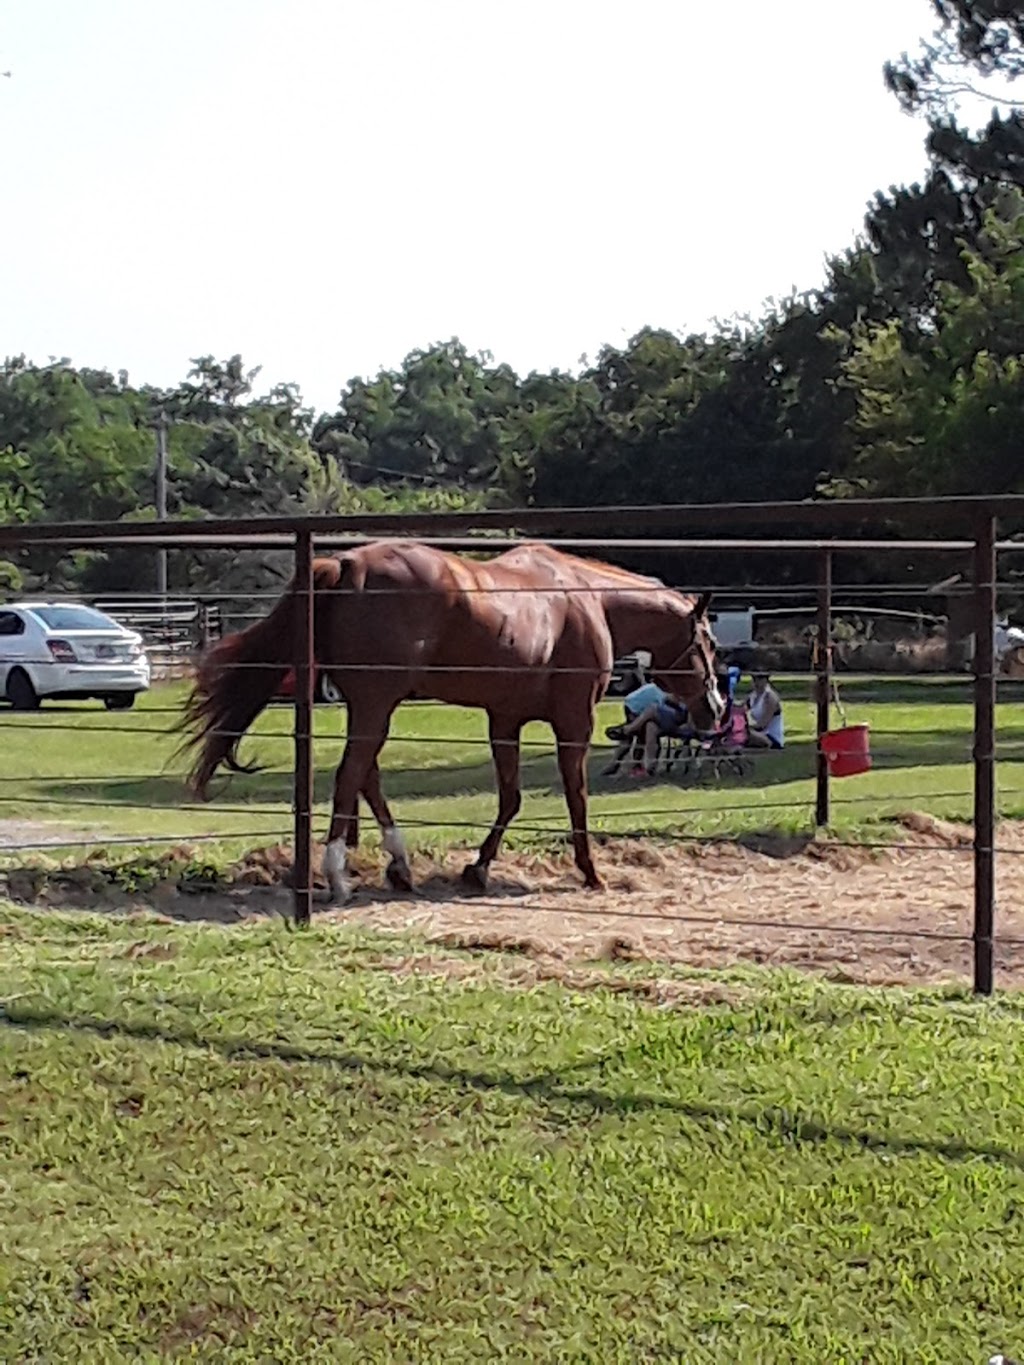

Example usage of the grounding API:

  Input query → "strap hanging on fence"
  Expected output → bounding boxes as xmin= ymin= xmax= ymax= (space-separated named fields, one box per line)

xmin=830 ymin=658 xmax=849 ymax=728
xmin=811 ymin=629 xmax=849 ymax=727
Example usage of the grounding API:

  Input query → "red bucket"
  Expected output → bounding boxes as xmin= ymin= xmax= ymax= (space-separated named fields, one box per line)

xmin=820 ymin=723 xmax=871 ymax=778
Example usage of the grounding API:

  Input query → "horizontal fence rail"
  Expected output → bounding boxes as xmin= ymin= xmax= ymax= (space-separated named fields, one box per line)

xmin=3 ymin=490 xmax=1024 ymax=545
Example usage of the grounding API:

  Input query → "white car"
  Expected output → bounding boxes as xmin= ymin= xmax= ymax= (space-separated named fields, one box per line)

xmin=0 ymin=602 xmax=151 ymax=711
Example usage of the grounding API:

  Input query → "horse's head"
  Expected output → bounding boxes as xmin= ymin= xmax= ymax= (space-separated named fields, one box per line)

xmin=653 ymin=592 xmax=724 ymax=733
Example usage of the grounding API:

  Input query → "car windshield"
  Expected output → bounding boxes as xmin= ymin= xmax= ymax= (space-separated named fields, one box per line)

xmin=31 ymin=606 xmax=121 ymax=632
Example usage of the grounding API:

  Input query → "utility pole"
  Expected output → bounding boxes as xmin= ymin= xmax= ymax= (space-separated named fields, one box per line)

xmin=155 ymin=409 xmax=168 ymax=601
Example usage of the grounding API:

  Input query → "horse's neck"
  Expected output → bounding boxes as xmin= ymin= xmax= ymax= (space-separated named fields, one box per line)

xmin=600 ymin=589 xmax=693 ymax=662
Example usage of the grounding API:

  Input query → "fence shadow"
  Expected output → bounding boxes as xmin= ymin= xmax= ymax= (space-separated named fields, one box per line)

xmin=15 ymin=721 xmax=1024 ymax=818
xmin=4 ymin=1005 xmax=1022 ymax=1172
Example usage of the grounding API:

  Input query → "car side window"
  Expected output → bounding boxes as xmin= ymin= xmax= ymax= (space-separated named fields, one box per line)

xmin=0 ymin=612 xmax=25 ymax=637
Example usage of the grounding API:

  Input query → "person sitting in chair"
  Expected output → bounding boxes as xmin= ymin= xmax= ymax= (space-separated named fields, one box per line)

xmin=602 ymin=680 xmax=693 ymax=777
xmin=744 ymin=671 xmax=785 ymax=750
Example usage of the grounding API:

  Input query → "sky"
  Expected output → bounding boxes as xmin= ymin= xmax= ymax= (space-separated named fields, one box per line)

xmin=2 ymin=0 xmax=945 ymax=414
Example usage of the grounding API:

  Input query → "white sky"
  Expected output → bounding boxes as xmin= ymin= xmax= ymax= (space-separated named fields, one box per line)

xmin=2 ymin=0 xmax=941 ymax=413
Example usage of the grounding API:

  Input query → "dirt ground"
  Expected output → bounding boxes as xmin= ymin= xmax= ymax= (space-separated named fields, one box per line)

xmin=5 ymin=812 xmax=1024 ymax=991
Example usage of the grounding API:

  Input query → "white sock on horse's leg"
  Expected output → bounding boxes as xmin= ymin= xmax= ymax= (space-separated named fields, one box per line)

xmin=382 ymin=825 xmax=414 ymax=890
xmin=382 ymin=824 xmax=409 ymax=866
xmin=323 ymin=838 xmax=353 ymax=903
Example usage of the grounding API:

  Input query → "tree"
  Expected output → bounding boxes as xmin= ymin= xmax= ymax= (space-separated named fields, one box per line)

xmin=313 ymin=340 xmax=522 ymax=495
xmin=886 ymin=1 xmax=1024 ymax=118
xmin=0 ymin=351 xmax=501 ymax=599
xmin=887 ymin=2 xmax=1024 ymax=202
xmin=823 ymin=202 xmax=1024 ymax=501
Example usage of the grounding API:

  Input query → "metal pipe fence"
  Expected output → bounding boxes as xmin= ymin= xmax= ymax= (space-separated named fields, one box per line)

xmin=1 ymin=495 xmax=1021 ymax=993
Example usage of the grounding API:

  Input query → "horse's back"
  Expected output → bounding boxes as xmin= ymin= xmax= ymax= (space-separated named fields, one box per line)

xmin=321 ymin=539 xmax=613 ymax=709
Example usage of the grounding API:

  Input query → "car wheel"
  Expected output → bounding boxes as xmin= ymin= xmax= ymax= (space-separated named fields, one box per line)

xmin=104 ymin=694 xmax=136 ymax=711
xmin=7 ymin=669 xmax=40 ymax=712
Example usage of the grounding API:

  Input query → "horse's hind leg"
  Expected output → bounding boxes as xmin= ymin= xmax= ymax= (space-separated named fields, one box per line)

xmin=462 ymin=716 xmax=522 ymax=891
xmin=342 ymin=703 xmax=359 ymax=849
xmin=362 ymin=760 xmax=414 ymax=892
xmin=323 ymin=702 xmax=396 ymax=905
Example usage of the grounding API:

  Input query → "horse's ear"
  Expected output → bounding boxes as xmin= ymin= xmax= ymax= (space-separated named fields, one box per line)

xmin=695 ymin=592 xmax=713 ymax=619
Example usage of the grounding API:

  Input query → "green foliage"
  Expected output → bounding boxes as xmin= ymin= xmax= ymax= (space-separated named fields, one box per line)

xmin=314 ymin=339 xmax=523 ymax=495
xmin=0 ymin=446 xmax=42 ymax=524
xmin=0 ymin=359 xmax=151 ymax=526
xmin=0 ymin=560 xmax=22 ymax=590
xmin=825 ymin=201 xmax=1024 ymax=498
xmin=0 ymin=352 xmax=496 ymax=599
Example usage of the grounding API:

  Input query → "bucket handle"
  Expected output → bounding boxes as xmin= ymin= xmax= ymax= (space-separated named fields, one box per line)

xmin=830 ymin=668 xmax=849 ymax=728
xmin=812 ymin=633 xmax=849 ymax=728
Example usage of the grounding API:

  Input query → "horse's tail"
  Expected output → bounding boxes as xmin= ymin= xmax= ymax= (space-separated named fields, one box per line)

xmin=179 ymin=556 xmax=348 ymax=798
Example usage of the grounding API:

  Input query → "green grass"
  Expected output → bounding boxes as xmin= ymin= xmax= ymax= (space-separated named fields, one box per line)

xmin=2 ymin=904 xmax=1024 ymax=1359
xmin=1 ymin=675 xmax=1023 ymax=864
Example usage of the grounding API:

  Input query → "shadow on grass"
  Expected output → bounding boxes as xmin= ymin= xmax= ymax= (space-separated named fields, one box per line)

xmin=29 ymin=730 xmax=1023 ymax=815
xmin=3 ymin=1006 xmax=1023 ymax=1172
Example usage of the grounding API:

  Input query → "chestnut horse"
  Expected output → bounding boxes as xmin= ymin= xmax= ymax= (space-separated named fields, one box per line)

xmin=180 ymin=539 xmax=722 ymax=902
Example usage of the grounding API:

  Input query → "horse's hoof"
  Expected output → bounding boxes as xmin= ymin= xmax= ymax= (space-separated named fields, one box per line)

xmin=584 ymin=876 xmax=605 ymax=892
xmin=461 ymin=862 xmax=488 ymax=891
xmin=316 ymin=887 xmax=352 ymax=909
xmin=386 ymin=863 xmax=414 ymax=893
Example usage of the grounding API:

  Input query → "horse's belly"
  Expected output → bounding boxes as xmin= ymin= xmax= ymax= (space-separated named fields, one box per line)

xmin=423 ymin=669 xmax=550 ymax=711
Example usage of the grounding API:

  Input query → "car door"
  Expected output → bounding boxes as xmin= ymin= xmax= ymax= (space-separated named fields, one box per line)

xmin=0 ymin=609 xmax=28 ymax=693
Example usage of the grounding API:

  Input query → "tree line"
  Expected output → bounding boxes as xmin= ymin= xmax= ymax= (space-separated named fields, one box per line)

xmin=3 ymin=1 xmax=1024 ymax=597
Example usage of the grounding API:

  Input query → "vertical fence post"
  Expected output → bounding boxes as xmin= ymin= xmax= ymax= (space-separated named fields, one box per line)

xmin=815 ymin=547 xmax=833 ymax=828
xmin=154 ymin=409 xmax=169 ymax=602
xmin=293 ymin=530 xmax=315 ymax=927
xmin=973 ymin=515 xmax=997 ymax=995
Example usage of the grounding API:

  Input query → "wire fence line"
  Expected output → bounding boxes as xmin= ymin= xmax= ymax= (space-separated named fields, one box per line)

xmin=192 ymin=582 xmax=975 ymax=599
xmin=0 ymin=789 xmax=994 ymax=821
xmin=0 ymin=673 xmax=987 ymax=696
xmin=20 ymin=579 xmax=1015 ymax=600
xmin=7 ymin=575 xmax=998 ymax=594
xmin=0 ymin=713 xmax=997 ymax=758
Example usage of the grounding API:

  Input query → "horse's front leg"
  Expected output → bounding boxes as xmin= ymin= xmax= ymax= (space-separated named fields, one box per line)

xmin=553 ymin=716 xmax=602 ymax=891
xmin=462 ymin=716 xmax=523 ymax=891
xmin=323 ymin=703 xmax=396 ymax=905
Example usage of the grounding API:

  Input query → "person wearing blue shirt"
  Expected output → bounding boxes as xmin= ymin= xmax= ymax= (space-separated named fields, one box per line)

xmin=623 ymin=681 xmax=664 ymax=716
xmin=602 ymin=680 xmax=691 ymax=777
